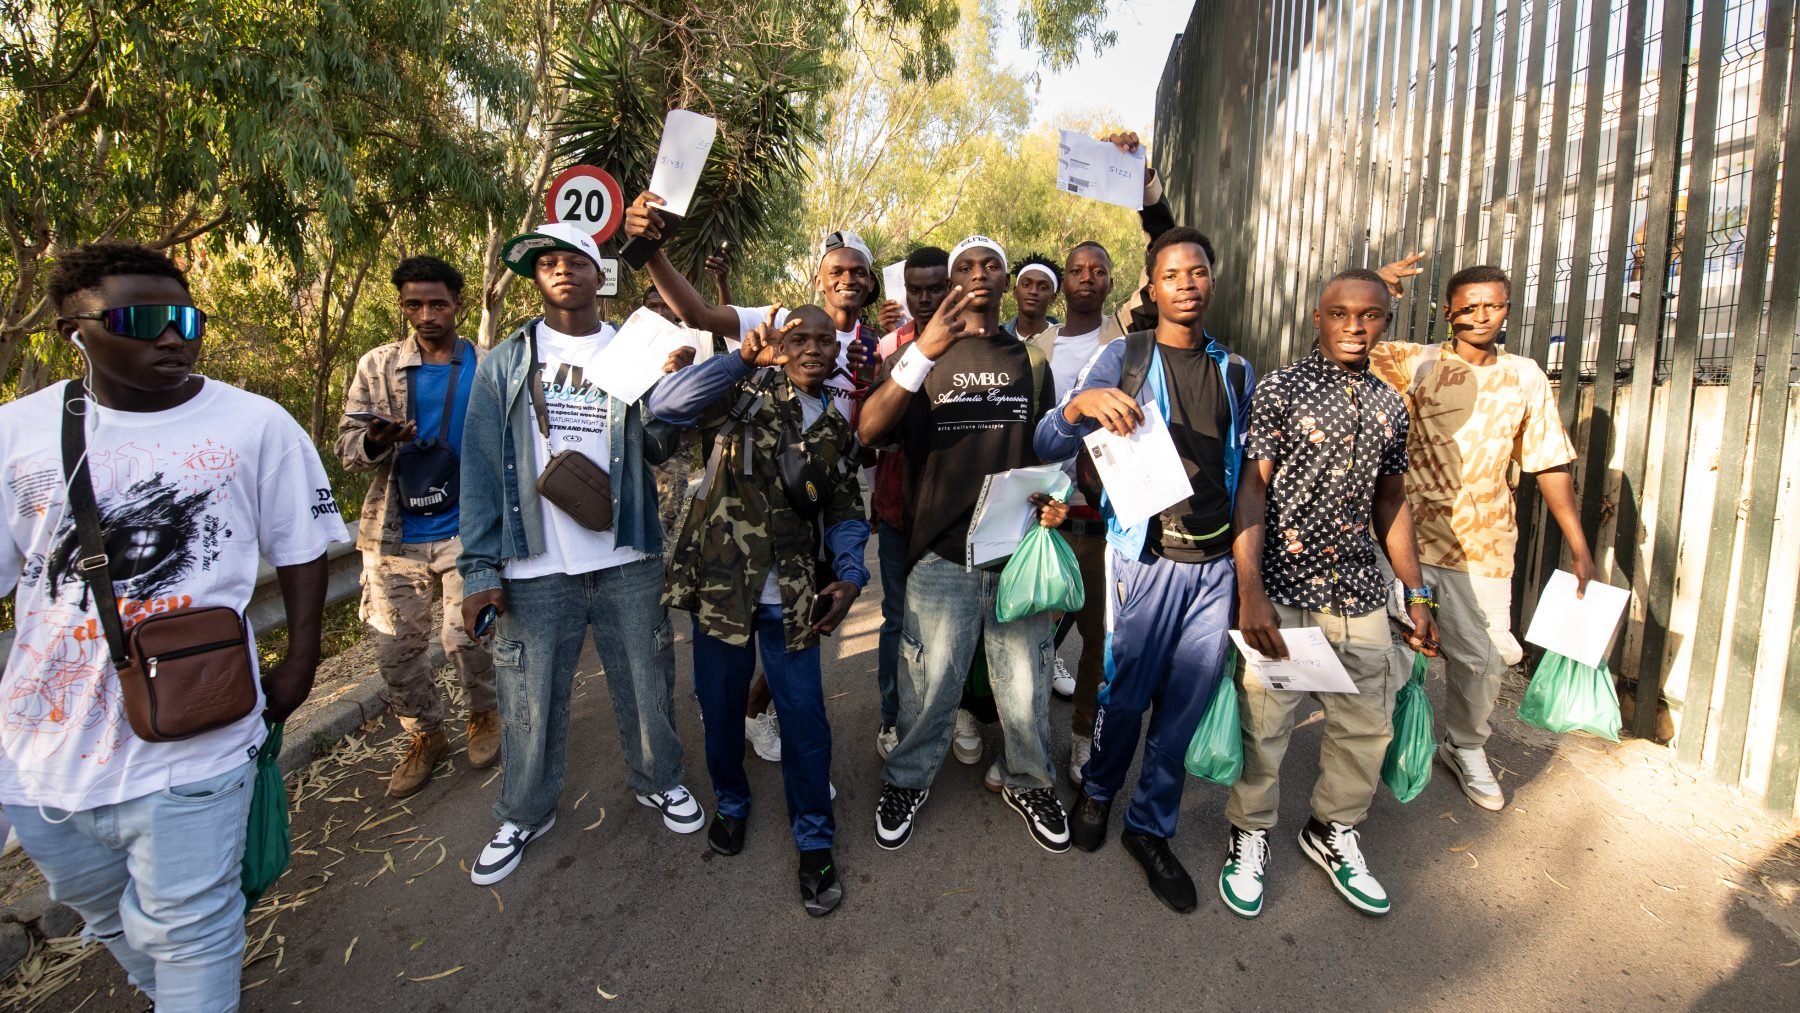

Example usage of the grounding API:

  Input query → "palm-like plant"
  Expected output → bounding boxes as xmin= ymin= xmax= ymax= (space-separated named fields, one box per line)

xmin=556 ymin=2 xmax=838 ymax=284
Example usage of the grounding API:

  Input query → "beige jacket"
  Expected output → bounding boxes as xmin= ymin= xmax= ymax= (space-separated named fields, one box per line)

xmin=335 ymin=337 xmax=485 ymax=554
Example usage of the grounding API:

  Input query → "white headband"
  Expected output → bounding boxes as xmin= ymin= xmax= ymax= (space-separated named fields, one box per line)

xmin=949 ymin=235 xmax=1008 ymax=274
xmin=1017 ymin=263 xmax=1059 ymax=293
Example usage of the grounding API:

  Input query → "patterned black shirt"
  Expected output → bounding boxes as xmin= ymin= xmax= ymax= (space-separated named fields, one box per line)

xmin=1244 ymin=350 xmax=1409 ymax=614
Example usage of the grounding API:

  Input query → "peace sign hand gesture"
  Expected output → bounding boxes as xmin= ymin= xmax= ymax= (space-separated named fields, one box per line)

xmin=739 ymin=304 xmax=796 ymax=368
xmin=913 ymin=286 xmax=986 ymax=361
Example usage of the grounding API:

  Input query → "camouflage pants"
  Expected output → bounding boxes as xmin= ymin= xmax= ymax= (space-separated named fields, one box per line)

xmin=360 ymin=538 xmax=496 ymax=734
xmin=654 ymin=444 xmax=698 ymax=550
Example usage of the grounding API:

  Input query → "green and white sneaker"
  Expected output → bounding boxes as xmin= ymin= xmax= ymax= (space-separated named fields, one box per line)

xmin=1298 ymin=818 xmax=1390 ymax=916
xmin=1219 ymin=826 xmax=1269 ymax=918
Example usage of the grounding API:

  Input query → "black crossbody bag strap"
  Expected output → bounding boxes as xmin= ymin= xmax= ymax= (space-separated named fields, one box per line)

xmin=404 ymin=340 xmax=466 ymax=442
xmin=59 ymin=382 xmax=130 ymax=669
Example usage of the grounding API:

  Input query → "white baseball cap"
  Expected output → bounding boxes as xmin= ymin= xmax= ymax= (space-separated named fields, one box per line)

xmin=502 ymin=222 xmax=604 ymax=278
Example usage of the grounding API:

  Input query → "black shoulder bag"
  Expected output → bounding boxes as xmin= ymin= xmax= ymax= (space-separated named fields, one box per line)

xmin=60 ymin=382 xmax=257 ymax=742
xmin=392 ymin=340 xmax=467 ymax=517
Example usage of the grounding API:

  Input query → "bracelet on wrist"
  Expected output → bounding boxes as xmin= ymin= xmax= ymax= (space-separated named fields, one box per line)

xmin=1404 ymin=585 xmax=1437 ymax=610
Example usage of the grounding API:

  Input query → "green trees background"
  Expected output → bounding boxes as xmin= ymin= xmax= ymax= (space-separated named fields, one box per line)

xmin=2 ymin=0 xmax=1148 ymax=453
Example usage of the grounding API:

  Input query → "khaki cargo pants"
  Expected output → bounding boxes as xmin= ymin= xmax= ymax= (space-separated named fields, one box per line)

xmin=361 ymin=537 xmax=496 ymax=734
xmin=1225 ymin=604 xmax=1402 ymax=831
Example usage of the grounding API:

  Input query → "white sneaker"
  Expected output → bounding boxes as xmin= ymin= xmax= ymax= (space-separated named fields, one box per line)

xmin=1051 ymin=657 xmax=1076 ymax=698
xmin=983 ymin=760 xmax=1004 ymax=793
xmin=471 ymin=816 xmax=555 ymax=885
xmin=1437 ymin=740 xmax=1505 ymax=811
xmin=953 ymin=709 xmax=983 ymax=765
xmin=636 ymin=785 xmax=705 ymax=834
xmin=1219 ymin=826 xmax=1268 ymax=918
xmin=875 ymin=724 xmax=898 ymax=759
xmin=1069 ymin=734 xmax=1092 ymax=786
xmin=746 ymin=710 xmax=782 ymax=762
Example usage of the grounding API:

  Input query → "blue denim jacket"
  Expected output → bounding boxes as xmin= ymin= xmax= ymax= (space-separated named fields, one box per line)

xmin=1033 ymin=333 xmax=1255 ymax=560
xmin=457 ymin=318 xmax=679 ymax=595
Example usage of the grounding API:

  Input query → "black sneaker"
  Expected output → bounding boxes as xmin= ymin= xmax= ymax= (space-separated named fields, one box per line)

xmin=1121 ymin=831 xmax=1198 ymax=913
xmin=708 ymin=811 xmax=747 ymax=856
xmin=1070 ymin=792 xmax=1111 ymax=853
xmin=1003 ymin=786 xmax=1071 ymax=853
xmin=798 ymin=848 xmax=843 ymax=916
xmin=874 ymin=784 xmax=928 ymax=850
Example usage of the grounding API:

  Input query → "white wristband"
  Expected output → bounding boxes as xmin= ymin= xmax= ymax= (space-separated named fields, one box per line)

xmin=891 ymin=343 xmax=937 ymax=392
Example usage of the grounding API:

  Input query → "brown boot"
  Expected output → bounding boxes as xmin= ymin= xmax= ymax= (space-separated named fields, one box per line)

xmin=466 ymin=709 xmax=501 ymax=770
xmin=387 ymin=729 xmax=449 ymax=798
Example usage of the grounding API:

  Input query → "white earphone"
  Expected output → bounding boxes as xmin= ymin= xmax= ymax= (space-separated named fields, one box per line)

xmin=70 ymin=334 xmax=87 ymax=352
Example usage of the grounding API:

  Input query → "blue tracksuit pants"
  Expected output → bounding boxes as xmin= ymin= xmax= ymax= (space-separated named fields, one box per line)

xmin=691 ymin=604 xmax=834 ymax=852
xmin=1081 ymin=549 xmax=1236 ymax=839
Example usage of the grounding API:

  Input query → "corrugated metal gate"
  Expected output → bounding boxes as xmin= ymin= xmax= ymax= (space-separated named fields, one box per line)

xmin=1155 ymin=0 xmax=1800 ymax=814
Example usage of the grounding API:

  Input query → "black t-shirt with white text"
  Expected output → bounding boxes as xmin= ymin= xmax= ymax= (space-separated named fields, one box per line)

xmin=888 ymin=334 xmax=1054 ymax=569
xmin=1153 ymin=343 xmax=1233 ymax=561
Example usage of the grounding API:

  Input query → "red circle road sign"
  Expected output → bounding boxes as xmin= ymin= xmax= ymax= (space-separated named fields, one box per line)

xmin=544 ymin=165 xmax=624 ymax=243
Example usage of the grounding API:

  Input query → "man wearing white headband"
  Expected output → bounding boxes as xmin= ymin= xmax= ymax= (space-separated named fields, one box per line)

xmin=858 ymin=234 xmax=1073 ymax=856
xmin=1007 ymin=255 xmax=1062 ymax=342
xmin=623 ymin=193 xmax=881 ymax=424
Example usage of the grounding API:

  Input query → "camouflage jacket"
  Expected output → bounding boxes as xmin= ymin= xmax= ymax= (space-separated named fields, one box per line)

xmin=335 ymin=336 xmax=485 ymax=554
xmin=647 ymin=354 xmax=869 ymax=652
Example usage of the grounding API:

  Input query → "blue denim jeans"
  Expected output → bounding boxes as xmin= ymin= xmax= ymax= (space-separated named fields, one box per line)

xmin=691 ymin=604 xmax=834 ymax=851
xmin=10 ymin=761 xmax=256 ymax=1011
xmin=492 ymin=557 xmax=682 ymax=829
xmin=874 ymin=520 xmax=908 ymax=728
xmin=881 ymin=552 xmax=1055 ymax=791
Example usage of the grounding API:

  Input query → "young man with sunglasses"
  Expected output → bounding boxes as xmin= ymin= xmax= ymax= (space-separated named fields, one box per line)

xmin=648 ymin=304 xmax=869 ymax=915
xmin=0 ymin=243 xmax=345 ymax=1009
xmin=458 ymin=223 xmax=700 ymax=886
xmin=1369 ymin=261 xmax=1592 ymax=812
xmin=337 ymin=256 xmax=497 ymax=799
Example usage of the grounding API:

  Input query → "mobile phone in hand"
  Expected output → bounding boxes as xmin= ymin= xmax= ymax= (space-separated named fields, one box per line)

xmin=346 ymin=411 xmax=401 ymax=426
xmin=808 ymin=592 xmax=834 ymax=630
xmin=473 ymin=604 xmax=498 ymax=638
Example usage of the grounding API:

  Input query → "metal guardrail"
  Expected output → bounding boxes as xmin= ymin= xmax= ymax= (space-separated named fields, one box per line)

xmin=0 ymin=541 xmax=364 ymax=665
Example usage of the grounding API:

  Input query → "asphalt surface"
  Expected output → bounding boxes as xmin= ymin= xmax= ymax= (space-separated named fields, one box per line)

xmin=35 ymin=579 xmax=1800 ymax=1011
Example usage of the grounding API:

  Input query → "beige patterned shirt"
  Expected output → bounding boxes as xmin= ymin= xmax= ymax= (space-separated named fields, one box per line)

xmin=1369 ymin=341 xmax=1574 ymax=578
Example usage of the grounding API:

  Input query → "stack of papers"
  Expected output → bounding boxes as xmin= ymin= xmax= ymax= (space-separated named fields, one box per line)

xmin=966 ymin=464 xmax=1072 ymax=568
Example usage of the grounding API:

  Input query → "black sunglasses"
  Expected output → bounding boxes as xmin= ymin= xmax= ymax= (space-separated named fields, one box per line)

xmin=70 ymin=305 xmax=207 ymax=341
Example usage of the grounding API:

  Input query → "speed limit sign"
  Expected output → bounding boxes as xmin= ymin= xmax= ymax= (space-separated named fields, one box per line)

xmin=544 ymin=165 xmax=625 ymax=243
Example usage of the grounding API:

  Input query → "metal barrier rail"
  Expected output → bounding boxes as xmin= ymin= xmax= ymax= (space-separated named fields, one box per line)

xmin=0 ymin=541 xmax=364 ymax=667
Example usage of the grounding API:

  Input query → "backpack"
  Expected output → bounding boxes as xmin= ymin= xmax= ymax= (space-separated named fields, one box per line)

xmin=1073 ymin=331 xmax=1248 ymax=505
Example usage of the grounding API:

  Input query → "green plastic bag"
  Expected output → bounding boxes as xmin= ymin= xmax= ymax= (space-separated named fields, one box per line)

xmin=1184 ymin=662 xmax=1243 ymax=785
xmin=995 ymin=526 xmax=1085 ymax=623
xmin=1381 ymin=652 xmax=1434 ymax=803
xmin=1518 ymin=651 xmax=1621 ymax=742
xmin=242 ymin=720 xmax=291 ymax=909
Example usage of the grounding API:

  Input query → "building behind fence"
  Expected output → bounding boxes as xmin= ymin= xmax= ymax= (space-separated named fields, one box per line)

xmin=1156 ymin=0 xmax=1800 ymax=814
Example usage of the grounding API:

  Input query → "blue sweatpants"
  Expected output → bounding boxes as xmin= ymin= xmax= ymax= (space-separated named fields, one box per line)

xmin=1082 ymin=549 xmax=1236 ymax=839
xmin=691 ymin=604 xmax=834 ymax=852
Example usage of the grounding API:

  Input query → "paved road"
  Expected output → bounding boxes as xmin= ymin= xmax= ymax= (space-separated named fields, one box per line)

xmin=40 ymin=585 xmax=1800 ymax=1010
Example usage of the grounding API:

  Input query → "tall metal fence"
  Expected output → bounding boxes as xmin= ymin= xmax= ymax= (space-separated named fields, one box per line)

xmin=1155 ymin=0 xmax=1800 ymax=814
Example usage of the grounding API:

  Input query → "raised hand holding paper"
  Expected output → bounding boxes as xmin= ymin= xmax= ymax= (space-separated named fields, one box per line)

xmin=1056 ymin=129 xmax=1145 ymax=210
xmin=590 ymin=308 xmax=699 ymax=405
xmin=1523 ymin=569 xmax=1631 ymax=668
xmin=1229 ymin=628 xmax=1360 ymax=694
xmin=1082 ymin=399 xmax=1190 ymax=526
xmin=647 ymin=110 xmax=718 ymax=217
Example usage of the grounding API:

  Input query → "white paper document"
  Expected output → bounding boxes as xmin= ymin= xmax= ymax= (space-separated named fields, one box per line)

xmin=966 ymin=464 xmax=1073 ymax=568
xmin=882 ymin=261 xmax=911 ymax=324
xmin=1081 ymin=400 xmax=1191 ymax=527
xmin=590 ymin=308 xmax=699 ymax=405
xmin=1056 ymin=129 xmax=1145 ymax=210
xmin=1230 ymin=629 xmax=1360 ymax=694
xmin=647 ymin=110 xmax=718 ymax=217
xmin=1523 ymin=569 xmax=1631 ymax=668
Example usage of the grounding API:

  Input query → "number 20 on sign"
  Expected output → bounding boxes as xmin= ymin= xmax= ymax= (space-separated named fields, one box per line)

xmin=544 ymin=165 xmax=625 ymax=243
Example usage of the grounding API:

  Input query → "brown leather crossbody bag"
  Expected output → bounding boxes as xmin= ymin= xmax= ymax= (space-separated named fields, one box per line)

xmin=527 ymin=323 xmax=614 ymax=531
xmin=60 ymin=382 xmax=258 ymax=742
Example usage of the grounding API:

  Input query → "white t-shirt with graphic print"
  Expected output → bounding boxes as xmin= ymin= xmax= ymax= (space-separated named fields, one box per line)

xmin=0 ymin=379 xmax=349 ymax=810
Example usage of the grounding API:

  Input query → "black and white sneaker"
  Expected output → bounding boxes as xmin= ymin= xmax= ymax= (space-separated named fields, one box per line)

xmin=471 ymin=815 xmax=555 ymax=886
xmin=874 ymin=784 xmax=928 ymax=850
xmin=636 ymin=785 xmax=705 ymax=834
xmin=1003 ymin=786 xmax=1071 ymax=853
